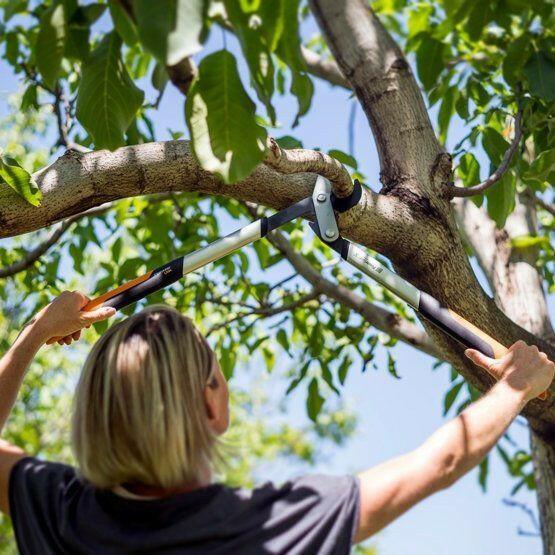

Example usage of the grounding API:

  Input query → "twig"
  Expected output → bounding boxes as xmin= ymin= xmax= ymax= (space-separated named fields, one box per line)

xmin=502 ymin=498 xmax=541 ymax=537
xmin=300 ymin=46 xmax=350 ymax=89
xmin=206 ymin=291 xmax=321 ymax=335
xmin=526 ymin=190 xmax=555 ymax=216
xmin=449 ymin=107 xmax=523 ymax=198
xmin=0 ymin=193 xmax=176 ymax=279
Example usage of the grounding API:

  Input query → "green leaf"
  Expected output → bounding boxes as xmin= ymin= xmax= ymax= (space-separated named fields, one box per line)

xmin=510 ymin=234 xmax=549 ymax=249
xmin=482 ymin=127 xmax=510 ymax=166
xmin=76 ymin=32 xmax=144 ymax=150
xmin=438 ymin=86 xmax=458 ymax=144
xmin=307 ymin=378 xmax=324 ymax=421
xmin=387 ymin=352 xmax=401 ymax=379
xmin=36 ymin=2 xmax=67 ymax=89
xmin=259 ymin=0 xmax=284 ymax=51
xmin=286 ymin=360 xmax=310 ymax=394
xmin=290 ymin=72 xmax=314 ymax=127
xmin=65 ymin=24 xmax=90 ymax=61
xmin=186 ymin=50 xmax=267 ymax=184
xmin=524 ymin=50 xmax=555 ymax=102
xmin=443 ymin=380 xmax=464 ymax=415
xmin=134 ymin=0 xmax=206 ymax=66
xmin=21 ymin=84 xmax=38 ymax=111
xmin=0 ymin=154 xmax=41 ymax=206
xmin=524 ymin=149 xmax=555 ymax=184
xmin=151 ymin=62 xmax=169 ymax=92
xmin=275 ymin=135 xmax=303 ymax=149
xmin=108 ymin=0 xmax=138 ymax=46
xmin=276 ymin=0 xmax=313 ymax=125
xmin=224 ymin=0 xmax=276 ymax=122
xmin=328 ymin=149 xmax=358 ymax=169
xmin=486 ymin=172 xmax=516 ymax=228
xmin=478 ymin=455 xmax=489 ymax=491
xmin=464 ymin=0 xmax=494 ymax=40
xmin=276 ymin=328 xmax=291 ymax=355
xmin=416 ymin=35 xmax=446 ymax=91
xmin=337 ymin=355 xmax=351 ymax=385
xmin=502 ymin=35 xmax=531 ymax=86
xmin=457 ymin=153 xmax=481 ymax=187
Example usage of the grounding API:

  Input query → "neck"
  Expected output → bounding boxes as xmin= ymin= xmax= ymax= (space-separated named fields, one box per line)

xmin=115 ymin=464 xmax=213 ymax=500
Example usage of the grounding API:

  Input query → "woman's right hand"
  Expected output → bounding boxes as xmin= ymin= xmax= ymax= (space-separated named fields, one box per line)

xmin=33 ymin=291 xmax=116 ymax=346
xmin=465 ymin=340 xmax=554 ymax=402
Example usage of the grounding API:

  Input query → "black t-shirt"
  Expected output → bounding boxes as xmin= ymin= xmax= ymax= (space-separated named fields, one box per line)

xmin=9 ymin=457 xmax=360 ymax=554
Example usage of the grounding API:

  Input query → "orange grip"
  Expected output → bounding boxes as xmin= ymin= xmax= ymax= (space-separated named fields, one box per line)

xmin=448 ymin=310 xmax=549 ymax=401
xmin=47 ymin=271 xmax=154 ymax=344
xmin=84 ymin=270 xmax=153 ymax=311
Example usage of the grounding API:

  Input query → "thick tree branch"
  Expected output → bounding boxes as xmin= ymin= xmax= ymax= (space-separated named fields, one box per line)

xmin=449 ymin=108 xmax=523 ymax=198
xmin=0 ymin=141 xmax=426 ymax=261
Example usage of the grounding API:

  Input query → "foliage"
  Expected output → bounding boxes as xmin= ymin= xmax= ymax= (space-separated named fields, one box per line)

xmin=0 ymin=0 xmax=553 ymax=544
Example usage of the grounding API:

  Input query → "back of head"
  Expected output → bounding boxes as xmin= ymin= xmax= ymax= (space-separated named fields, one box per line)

xmin=72 ymin=305 xmax=217 ymax=489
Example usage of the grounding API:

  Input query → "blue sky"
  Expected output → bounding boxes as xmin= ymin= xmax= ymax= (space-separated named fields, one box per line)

xmin=0 ymin=10 xmax=551 ymax=555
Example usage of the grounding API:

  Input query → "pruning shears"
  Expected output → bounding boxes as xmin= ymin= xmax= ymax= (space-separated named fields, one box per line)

xmin=79 ymin=177 xmax=548 ymax=400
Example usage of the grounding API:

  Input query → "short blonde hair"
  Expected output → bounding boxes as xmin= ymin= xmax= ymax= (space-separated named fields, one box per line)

xmin=71 ymin=305 xmax=218 ymax=489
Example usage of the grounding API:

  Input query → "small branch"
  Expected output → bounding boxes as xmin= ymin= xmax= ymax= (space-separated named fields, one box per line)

xmin=0 ymin=193 xmax=176 ymax=279
xmin=0 ymin=220 xmax=73 ymax=279
xmin=206 ymin=291 xmax=320 ymax=335
xmin=264 ymin=137 xmax=353 ymax=198
xmin=502 ymin=498 xmax=541 ymax=537
xmin=526 ymin=190 xmax=555 ymax=217
xmin=301 ymin=46 xmax=350 ymax=89
xmin=449 ymin=108 xmax=523 ymax=198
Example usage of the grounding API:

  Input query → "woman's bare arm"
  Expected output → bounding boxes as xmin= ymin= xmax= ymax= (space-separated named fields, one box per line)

xmin=0 ymin=292 xmax=115 ymax=514
xmin=354 ymin=341 xmax=554 ymax=543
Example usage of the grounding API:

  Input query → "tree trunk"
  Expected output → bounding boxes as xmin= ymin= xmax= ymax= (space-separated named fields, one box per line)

xmin=532 ymin=431 xmax=555 ymax=553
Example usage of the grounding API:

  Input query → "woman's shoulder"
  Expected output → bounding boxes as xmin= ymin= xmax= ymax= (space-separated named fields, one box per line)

xmin=10 ymin=456 xmax=84 ymax=498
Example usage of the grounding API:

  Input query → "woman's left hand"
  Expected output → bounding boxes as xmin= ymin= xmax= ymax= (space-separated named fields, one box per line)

xmin=33 ymin=291 xmax=116 ymax=346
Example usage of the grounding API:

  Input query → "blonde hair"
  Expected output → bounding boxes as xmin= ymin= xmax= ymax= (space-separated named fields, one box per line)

xmin=71 ymin=305 xmax=218 ymax=489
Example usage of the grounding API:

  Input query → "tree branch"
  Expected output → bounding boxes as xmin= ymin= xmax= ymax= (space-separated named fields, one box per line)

xmin=301 ymin=46 xmax=350 ymax=89
xmin=1 ymin=141 xmax=423 ymax=261
xmin=166 ymin=56 xmax=198 ymax=96
xmin=0 ymin=219 xmax=73 ymax=279
xmin=206 ymin=290 xmax=321 ymax=335
xmin=0 ymin=194 xmax=174 ymax=279
xmin=309 ymin=0 xmax=444 ymax=198
xmin=449 ymin=108 xmax=523 ymax=198
xmin=526 ymin=190 xmax=555 ymax=217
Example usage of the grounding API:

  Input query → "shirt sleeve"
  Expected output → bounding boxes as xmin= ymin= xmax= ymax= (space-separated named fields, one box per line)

xmin=9 ymin=456 xmax=77 ymax=554
xmin=260 ymin=474 xmax=360 ymax=555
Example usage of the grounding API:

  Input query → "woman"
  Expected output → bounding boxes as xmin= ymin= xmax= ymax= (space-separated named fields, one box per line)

xmin=0 ymin=291 xmax=552 ymax=554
